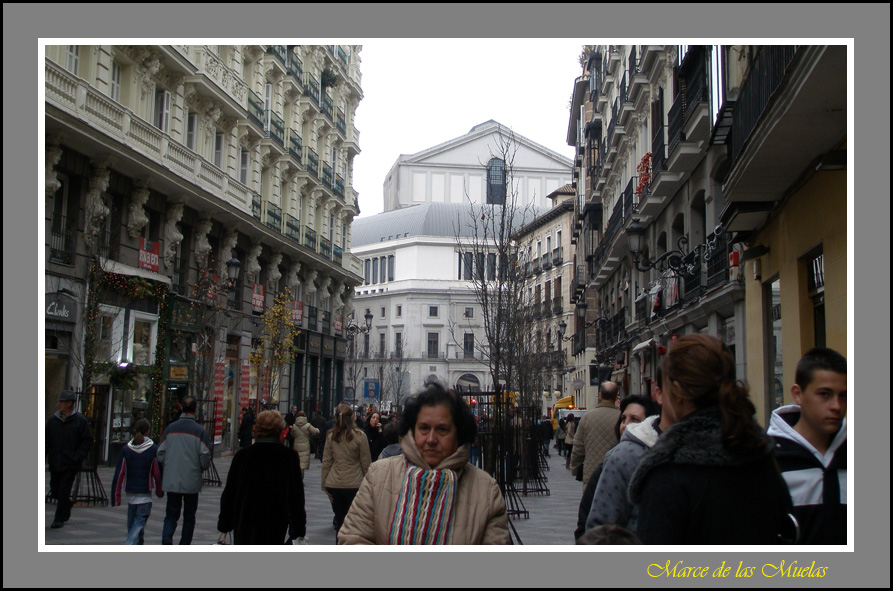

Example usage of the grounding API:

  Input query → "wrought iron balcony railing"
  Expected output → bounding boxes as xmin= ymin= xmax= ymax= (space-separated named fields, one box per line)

xmin=251 ymin=194 xmax=262 ymax=220
xmin=319 ymin=236 xmax=332 ymax=259
xmin=336 ymin=108 xmax=346 ymax=133
xmin=307 ymin=305 xmax=318 ymax=331
xmin=287 ymin=49 xmax=303 ymax=81
xmin=247 ymin=89 xmax=264 ymax=129
xmin=266 ymin=45 xmax=286 ymax=66
xmin=287 ymin=129 xmax=302 ymax=162
xmin=305 ymin=147 xmax=319 ymax=177
xmin=267 ymin=110 xmax=284 ymax=146
xmin=552 ymin=247 xmax=563 ymax=265
xmin=622 ymin=176 xmax=637 ymax=221
xmin=729 ymin=46 xmax=799 ymax=167
xmin=542 ymin=253 xmax=552 ymax=270
xmin=49 ymin=213 xmax=73 ymax=265
xmin=705 ymin=231 xmax=730 ymax=289
xmin=681 ymin=250 xmax=703 ymax=304
xmin=264 ymin=201 xmax=282 ymax=232
xmin=322 ymin=94 xmax=334 ymax=119
xmin=336 ymin=46 xmax=348 ymax=67
xmin=334 ymin=174 xmax=345 ymax=198
xmin=333 ymin=244 xmax=343 ymax=265
xmin=668 ymin=94 xmax=684 ymax=156
xmin=304 ymin=75 xmax=320 ymax=105
xmin=651 ymin=125 xmax=667 ymax=174
xmin=304 ymin=226 xmax=317 ymax=251
xmin=285 ymin=213 xmax=301 ymax=243
xmin=322 ymin=162 xmax=333 ymax=187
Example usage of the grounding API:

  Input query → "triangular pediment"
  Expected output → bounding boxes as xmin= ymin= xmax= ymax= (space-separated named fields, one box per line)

xmin=399 ymin=121 xmax=573 ymax=171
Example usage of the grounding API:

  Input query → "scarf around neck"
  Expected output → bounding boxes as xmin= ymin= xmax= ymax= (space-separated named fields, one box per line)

xmin=388 ymin=459 xmax=458 ymax=544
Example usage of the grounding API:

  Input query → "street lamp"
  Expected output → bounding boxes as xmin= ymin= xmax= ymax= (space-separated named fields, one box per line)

xmin=223 ymin=257 xmax=241 ymax=292
xmin=345 ymin=310 xmax=373 ymax=337
xmin=626 ymin=220 xmax=727 ymax=275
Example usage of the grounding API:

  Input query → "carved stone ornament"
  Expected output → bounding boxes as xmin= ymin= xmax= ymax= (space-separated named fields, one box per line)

xmin=318 ymin=275 xmax=332 ymax=300
xmin=244 ymin=240 xmax=263 ymax=283
xmin=127 ymin=181 xmax=151 ymax=238
xmin=332 ymin=280 xmax=345 ymax=310
xmin=304 ymin=268 xmax=318 ymax=294
xmin=194 ymin=214 xmax=213 ymax=269
xmin=45 ymin=138 xmax=64 ymax=198
xmin=286 ymin=260 xmax=302 ymax=291
xmin=163 ymin=202 xmax=185 ymax=268
xmin=342 ymin=286 xmax=355 ymax=316
xmin=218 ymin=230 xmax=239 ymax=280
xmin=83 ymin=161 xmax=112 ymax=248
xmin=267 ymin=251 xmax=283 ymax=288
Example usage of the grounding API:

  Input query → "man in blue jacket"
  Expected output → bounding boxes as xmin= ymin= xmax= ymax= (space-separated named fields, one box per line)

xmin=46 ymin=390 xmax=93 ymax=529
xmin=157 ymin=396 xmax=212 ymax=544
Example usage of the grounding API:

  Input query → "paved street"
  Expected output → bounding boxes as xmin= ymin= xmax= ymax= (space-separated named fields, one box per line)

xmin=44 ymin=444 xmax=583 ymax=546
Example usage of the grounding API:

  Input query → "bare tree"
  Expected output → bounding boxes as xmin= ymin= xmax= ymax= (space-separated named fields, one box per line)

xmin=454 ymin=130 xmax=542 ymax=407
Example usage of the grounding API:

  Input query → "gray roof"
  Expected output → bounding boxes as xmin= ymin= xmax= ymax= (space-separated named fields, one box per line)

xmin=352 ymin=203 xmax=545 ymax=246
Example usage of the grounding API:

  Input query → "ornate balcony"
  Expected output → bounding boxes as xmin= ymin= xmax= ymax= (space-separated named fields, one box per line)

xmin=319 ymin=236 xmax=332 ymax=259
xmin=285 ymin=214 xmax=301 ymax=243
xmin=251 ymin=194 xmax=262 ymax=221
xmin=287 ymin=129 xmax=302 ymax=163
xmin=304 ymin=226 xmax=317 ymax=252
xmin=333 ymin=244 xmax=343 ymax=265
xmin=263 ymin=201 xmax=282 ymax=232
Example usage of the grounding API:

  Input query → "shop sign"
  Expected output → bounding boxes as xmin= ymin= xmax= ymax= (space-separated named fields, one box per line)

xmin=213 ymin=359 xmax=225 ymax=440
xmin=45 ymin=292 xmax=77 ymax=323
xmin=240 ymin=359 xmax=250 ymax=408
xmin=138 ymin=237 xmax=160 ymax=273
xmin=169 ymin=364 xmax=188 ymax=380
xmin=334 ymin=313 xmax=343 ymax=334
xmin=252 ymin=283 xmax=265 ymax=314
xmin=292 ymin=300 xmax=303 ymax=324
xmin=308 ymin=333 xmax=322 ymax=355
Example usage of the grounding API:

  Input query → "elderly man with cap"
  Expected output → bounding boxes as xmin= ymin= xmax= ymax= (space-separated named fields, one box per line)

xmin=45 ymin=390 xmax=93 ymax=529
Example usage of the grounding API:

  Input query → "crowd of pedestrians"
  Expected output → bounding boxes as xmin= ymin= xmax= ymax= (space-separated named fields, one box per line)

xmin=46 ymin=337 xmax=846 ymax=546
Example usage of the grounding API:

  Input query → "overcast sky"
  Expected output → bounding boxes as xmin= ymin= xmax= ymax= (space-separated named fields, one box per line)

xmin=351 ymin=39 xmax=586 ymax=218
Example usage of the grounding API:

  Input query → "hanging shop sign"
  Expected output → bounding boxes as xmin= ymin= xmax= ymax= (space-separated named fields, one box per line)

xmin=240 ymin=359 xmax=250 ymax=408
xmin=252 ymin=283 xmax=265 ymax=314
xmin=138 ymin=237 xmax=160 ymax=273
xmin=169 ymin=364 xmax=188 ymax=380
xmin=292 ymin=300 xmax=303 ymax=324
xmin=334 ymin=313 xmax=343 ymax=334
xmin=213 ymin=359 xmax=226 ymax=444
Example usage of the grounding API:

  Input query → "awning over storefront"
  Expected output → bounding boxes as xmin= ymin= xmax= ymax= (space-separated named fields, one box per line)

xmin=632 ymin=338 xmax=655 ymax=353
xmin=99 ymin=257 xmax=172 ymax=285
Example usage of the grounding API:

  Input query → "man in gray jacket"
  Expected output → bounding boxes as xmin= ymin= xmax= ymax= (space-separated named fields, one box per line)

xmin=157 ymin=396 xmax=212 ymax=544
xmin=570 ymin=382 xmax=620 ymax=484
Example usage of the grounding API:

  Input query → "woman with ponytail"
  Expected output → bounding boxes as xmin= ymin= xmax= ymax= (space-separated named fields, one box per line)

xmin=321 ymin=403 xmax=371 ymax=535
xmin=628 ymin=334 xmax=793 ymax=544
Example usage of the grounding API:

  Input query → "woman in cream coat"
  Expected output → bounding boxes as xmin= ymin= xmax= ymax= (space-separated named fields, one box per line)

xmin=290 ymin=411 xmax=319 ymax=470
xmin=338 ymin=385 xmax=509 ymax=545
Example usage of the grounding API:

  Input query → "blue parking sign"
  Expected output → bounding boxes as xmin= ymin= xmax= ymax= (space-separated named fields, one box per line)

xmin=364 ymin=380 xmax=380 ymax=400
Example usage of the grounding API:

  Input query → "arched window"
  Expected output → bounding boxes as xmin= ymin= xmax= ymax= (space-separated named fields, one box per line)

xmin=456 ymin=374 xmax=481 ymax=393
xmin=486 ymin=158 xmax=506 ymax=204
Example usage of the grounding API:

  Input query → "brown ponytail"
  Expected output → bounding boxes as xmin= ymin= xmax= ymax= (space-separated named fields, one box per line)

xmin=331 ymin=403 xmax=355 ymax=443
xmin=663 ymin=335 xmax=764 ymax=455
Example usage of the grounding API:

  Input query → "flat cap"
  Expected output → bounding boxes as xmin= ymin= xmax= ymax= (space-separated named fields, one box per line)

xmin=58 ymin=390 xmax=78 ymax=402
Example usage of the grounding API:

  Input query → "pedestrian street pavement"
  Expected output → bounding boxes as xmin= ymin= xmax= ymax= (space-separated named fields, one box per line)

xmin=44 ymin=442 xmax=584 ymax=547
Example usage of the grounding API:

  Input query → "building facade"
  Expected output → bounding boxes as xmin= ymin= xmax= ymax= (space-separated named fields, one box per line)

xmin=565 ymin=44 xmax=846 ymax=422
xmin=349 ymin=122 xmax=572 ymax=407
xmin=382 ymin=120 xmax=572 ymax=212
xmin=514 ymin=184 xmax=577 ymax=415
xmin=44 ymin=44 xmax=364 ymax=462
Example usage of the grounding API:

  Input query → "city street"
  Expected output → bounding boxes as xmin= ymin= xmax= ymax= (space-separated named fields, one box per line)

xmin=44 ymin=444 xmax=583 ymax=546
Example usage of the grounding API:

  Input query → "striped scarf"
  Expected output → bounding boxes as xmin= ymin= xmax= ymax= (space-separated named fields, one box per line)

xmin=387 ymin=459 xmax=458 ymax=544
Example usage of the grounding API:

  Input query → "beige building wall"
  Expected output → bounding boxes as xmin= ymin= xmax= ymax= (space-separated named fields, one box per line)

xmin=745 ymin=168 xmax=847 ymax=425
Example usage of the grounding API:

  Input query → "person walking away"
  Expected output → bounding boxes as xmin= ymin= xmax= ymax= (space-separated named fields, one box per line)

xmin=157 ymin=396 xmax=212 ymax=545
xmin=556 ymin=418 xmax=567 ymax=457
xmin=578 ymin=394 xmax=658 ymax=539
xmin=291 ymin=411 xmax=320 ymax=470
xmin=284 ymin=405 xmax=299 ymax=449
xmin=218 ymin=410 xmax=307 ymax=544
xmin=46 ymin=390 xmax=93 ymax=529
xmin=376 ymin=421 xmax=403 ymax=461
xmin=339 ymin=384 xmax=510 ymax=545
xmin=310 ymin=412 xmax=327 ymax=459
xmin=111 ymin=419 xmax=163 ymax=544
xmin=570 ymin=382 xmax=621 ymax=484
xmin=564 ymin=414 xmax=576 ymax=469
xmin=629 ymin=334 xmax=794 ymax=544
xmin=767 ymin=347 xmax=847 ymax=544
xmin=540 ymin=416 xmax=554 ymax=457
xmin=238 ymin=407 xmax=254 ymax=449
xmin=321 ymin=403 xmax=371 ymax=535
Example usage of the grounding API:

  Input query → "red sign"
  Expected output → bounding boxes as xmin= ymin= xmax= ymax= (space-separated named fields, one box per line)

xmin=213 ymin=360 xmax=225 ymax=439
xmin=200 ymin=270 xmax=219 ymax=303
xmin=138 ymin=237 xmax=160 ymax=272
xmin=292 ymin=300 xmax=303 ymax=323
xmin=335 ymin=313 xmax=343 ymax=334
xmin=240 ymin=359 xmax=250 ymax=408
xmin=252 ymin=283 xmax=265 ymax=314
xmin=262 ymin=364 xmax=271 ymax=401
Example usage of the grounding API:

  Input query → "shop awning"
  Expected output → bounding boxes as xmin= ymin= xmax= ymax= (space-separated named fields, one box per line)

xmin=632 ymin=338 xmax=655 ymax=353
xmin=99 ymin=257 xmax=172 ymax=286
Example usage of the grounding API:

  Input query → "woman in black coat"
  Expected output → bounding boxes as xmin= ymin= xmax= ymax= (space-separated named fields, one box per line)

xmin=364 ymin=411 xmax=385 ymax=462
xmin=218 ymin=410 xmax=306 ymax=544
xmin=629 ymin=334 xmax=793 ymax=545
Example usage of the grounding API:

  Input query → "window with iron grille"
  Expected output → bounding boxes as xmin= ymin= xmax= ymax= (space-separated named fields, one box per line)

xmin=486 ymin=158 xmax=506 ymax=205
